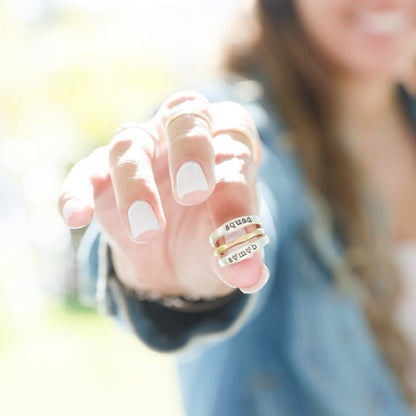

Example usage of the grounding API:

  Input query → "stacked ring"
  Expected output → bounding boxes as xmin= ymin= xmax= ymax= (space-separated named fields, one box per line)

xmin=215 ymin=228 xmax=265 ymax=256
xmin=209 ymin=215 xmax=270 ymax=267
xmin=209 ymin=215 xmax=261 ymax=247
xmin=218 ymin=235 xmax=270 ymax=267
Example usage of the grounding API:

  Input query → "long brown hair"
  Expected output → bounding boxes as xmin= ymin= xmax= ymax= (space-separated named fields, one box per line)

xmin=224 ymin=0 xmax=415 ymax=404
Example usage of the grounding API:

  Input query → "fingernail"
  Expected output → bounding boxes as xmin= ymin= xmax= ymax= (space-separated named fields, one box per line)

xmin=63 ymin=199 xmax=82 ymax=223
xmin=240 ymin=266 xmax=270 ymax=294
xmin=128 ymin=201 xmax=159 ymax=239
xmin=176 ymin=161 xmax=208 ymax=199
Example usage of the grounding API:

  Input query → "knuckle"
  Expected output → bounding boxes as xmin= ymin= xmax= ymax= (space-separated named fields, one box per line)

xmin=216 ymin=157 xmax=254 ymax=181
xmin=117 ymin=175 xmax=154 ymax=201
xmin=214 ymin=180 xmax=252 ymax=203
xmin=111 ymin=126 xmax=156 ymax=162
xmin=216 ymin=171 xmax=248 ymax=186
xmin=211 ymin=102 xmax=258 ymax=137
xmin=213 ymin=127 xmax=260 ymax=165
xmin=169 ymin=131 xmax=211 ymax=146
xmin=215 ymin=146 xmax=251 ymax=165
xmin=70 ymin=156 xmax=89 ymax=175
xmin=113 ymin=159 xmax=137 ymax=179
xmin=109 ymin=135 xmax=133 ymax=164
xmin=163 ymin=90 xmax=209 ymax=111
xmin=222 ymin=101 xmax=250 ymax=117
xmin=88 ymin=146 xmax=108 ymax=163
xmin=161 ymin=91 xmax=212 ymax=129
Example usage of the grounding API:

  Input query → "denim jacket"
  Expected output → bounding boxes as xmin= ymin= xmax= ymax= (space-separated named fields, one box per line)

xmin=78 ymin=76 xmax=416 ymax=415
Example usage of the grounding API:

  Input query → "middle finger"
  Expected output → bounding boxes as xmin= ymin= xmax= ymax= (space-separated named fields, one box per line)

xmin=159 ymin=90 xmax=216 ymax=206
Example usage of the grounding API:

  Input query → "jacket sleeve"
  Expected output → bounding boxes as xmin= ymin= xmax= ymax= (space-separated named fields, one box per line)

xmin=76 ymin=77 xmax=306 ymax=354
xmin=77 ymin=177 xmax=279 ymax=353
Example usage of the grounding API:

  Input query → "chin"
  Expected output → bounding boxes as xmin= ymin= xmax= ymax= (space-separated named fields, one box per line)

xmin=334 ymin=47 xmax=414 ymax=81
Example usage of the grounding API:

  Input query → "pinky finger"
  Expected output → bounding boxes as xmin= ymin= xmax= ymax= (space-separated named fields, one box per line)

xmin=59 ymin=192 xmax=94 ymax=229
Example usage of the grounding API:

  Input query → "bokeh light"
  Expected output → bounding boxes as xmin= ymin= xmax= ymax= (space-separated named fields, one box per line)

xmin=0 ymin=0 xmax=243 ymax=414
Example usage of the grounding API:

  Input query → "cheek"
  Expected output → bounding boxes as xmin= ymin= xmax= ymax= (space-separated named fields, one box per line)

xmin=295 ymin=0 xmax=416 ymax=78
xmin=316 ymin=29 xmax=416 ymax=78
xmin=338 ymin=36 xmax=416 ymax=78
xmin=295 ymin=0 xmax=353 ymax=69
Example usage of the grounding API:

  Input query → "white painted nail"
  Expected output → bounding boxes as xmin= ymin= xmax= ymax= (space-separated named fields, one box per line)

xmin=128 ymin=201 xmax=159 ymax=239
xmin=240 ymin=266 xmax=270 ymax=294
xmin=176 ymin=161 xmax=208 ymax=199
xmin=63 ymin=199 xmax=82 ymax=223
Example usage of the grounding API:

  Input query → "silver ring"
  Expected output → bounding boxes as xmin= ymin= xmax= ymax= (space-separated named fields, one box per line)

xmin=209 ymin=215 xmax=261 ymax=247
xmin=218 ymin=234 xmax=270 ymax=267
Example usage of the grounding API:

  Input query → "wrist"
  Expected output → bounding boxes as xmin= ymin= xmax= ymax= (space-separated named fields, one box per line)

xmin=109 ymin=244 xmax=239 ymax=311
xmin=110 ymin=243 xmax=185 ymax=295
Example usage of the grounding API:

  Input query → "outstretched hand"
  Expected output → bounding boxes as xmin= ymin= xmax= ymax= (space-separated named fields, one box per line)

xmin=58 ymin=91 xmax=269 ymax=299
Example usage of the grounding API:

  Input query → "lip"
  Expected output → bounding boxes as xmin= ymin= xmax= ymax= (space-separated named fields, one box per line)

xmin=353 ymin=8 xmax=412 ymax=37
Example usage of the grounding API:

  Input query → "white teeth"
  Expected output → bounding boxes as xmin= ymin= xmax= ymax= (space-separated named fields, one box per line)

xmin=357 ymin=11 xmax=408 ymax=35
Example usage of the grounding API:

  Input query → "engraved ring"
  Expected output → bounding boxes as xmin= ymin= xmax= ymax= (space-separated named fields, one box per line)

xmin=218 ymin=235 xmax=270 ymax=267
xmin=209 ymin=215 xmax=262 ymax=247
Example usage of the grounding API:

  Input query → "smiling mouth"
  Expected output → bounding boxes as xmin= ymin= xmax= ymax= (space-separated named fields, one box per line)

xmin=354 ymin=9 xmax=411 ymax=36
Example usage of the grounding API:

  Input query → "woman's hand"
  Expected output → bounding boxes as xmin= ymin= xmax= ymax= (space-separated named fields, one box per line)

xmin=58 ymin=91 xmax=269 ymax=299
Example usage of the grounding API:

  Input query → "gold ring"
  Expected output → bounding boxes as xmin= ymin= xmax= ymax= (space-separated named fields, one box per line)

xmin=215 ymin=228 xmax=265 ymax=256
xmin=213 ymin=126 xmax=259 ymax=163
xmin=165 ymin=110 xmax=213 ymax=135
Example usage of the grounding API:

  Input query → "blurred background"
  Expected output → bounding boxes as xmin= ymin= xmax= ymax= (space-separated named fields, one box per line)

xmin=0 ymin=0 xmax=242 ymax=414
